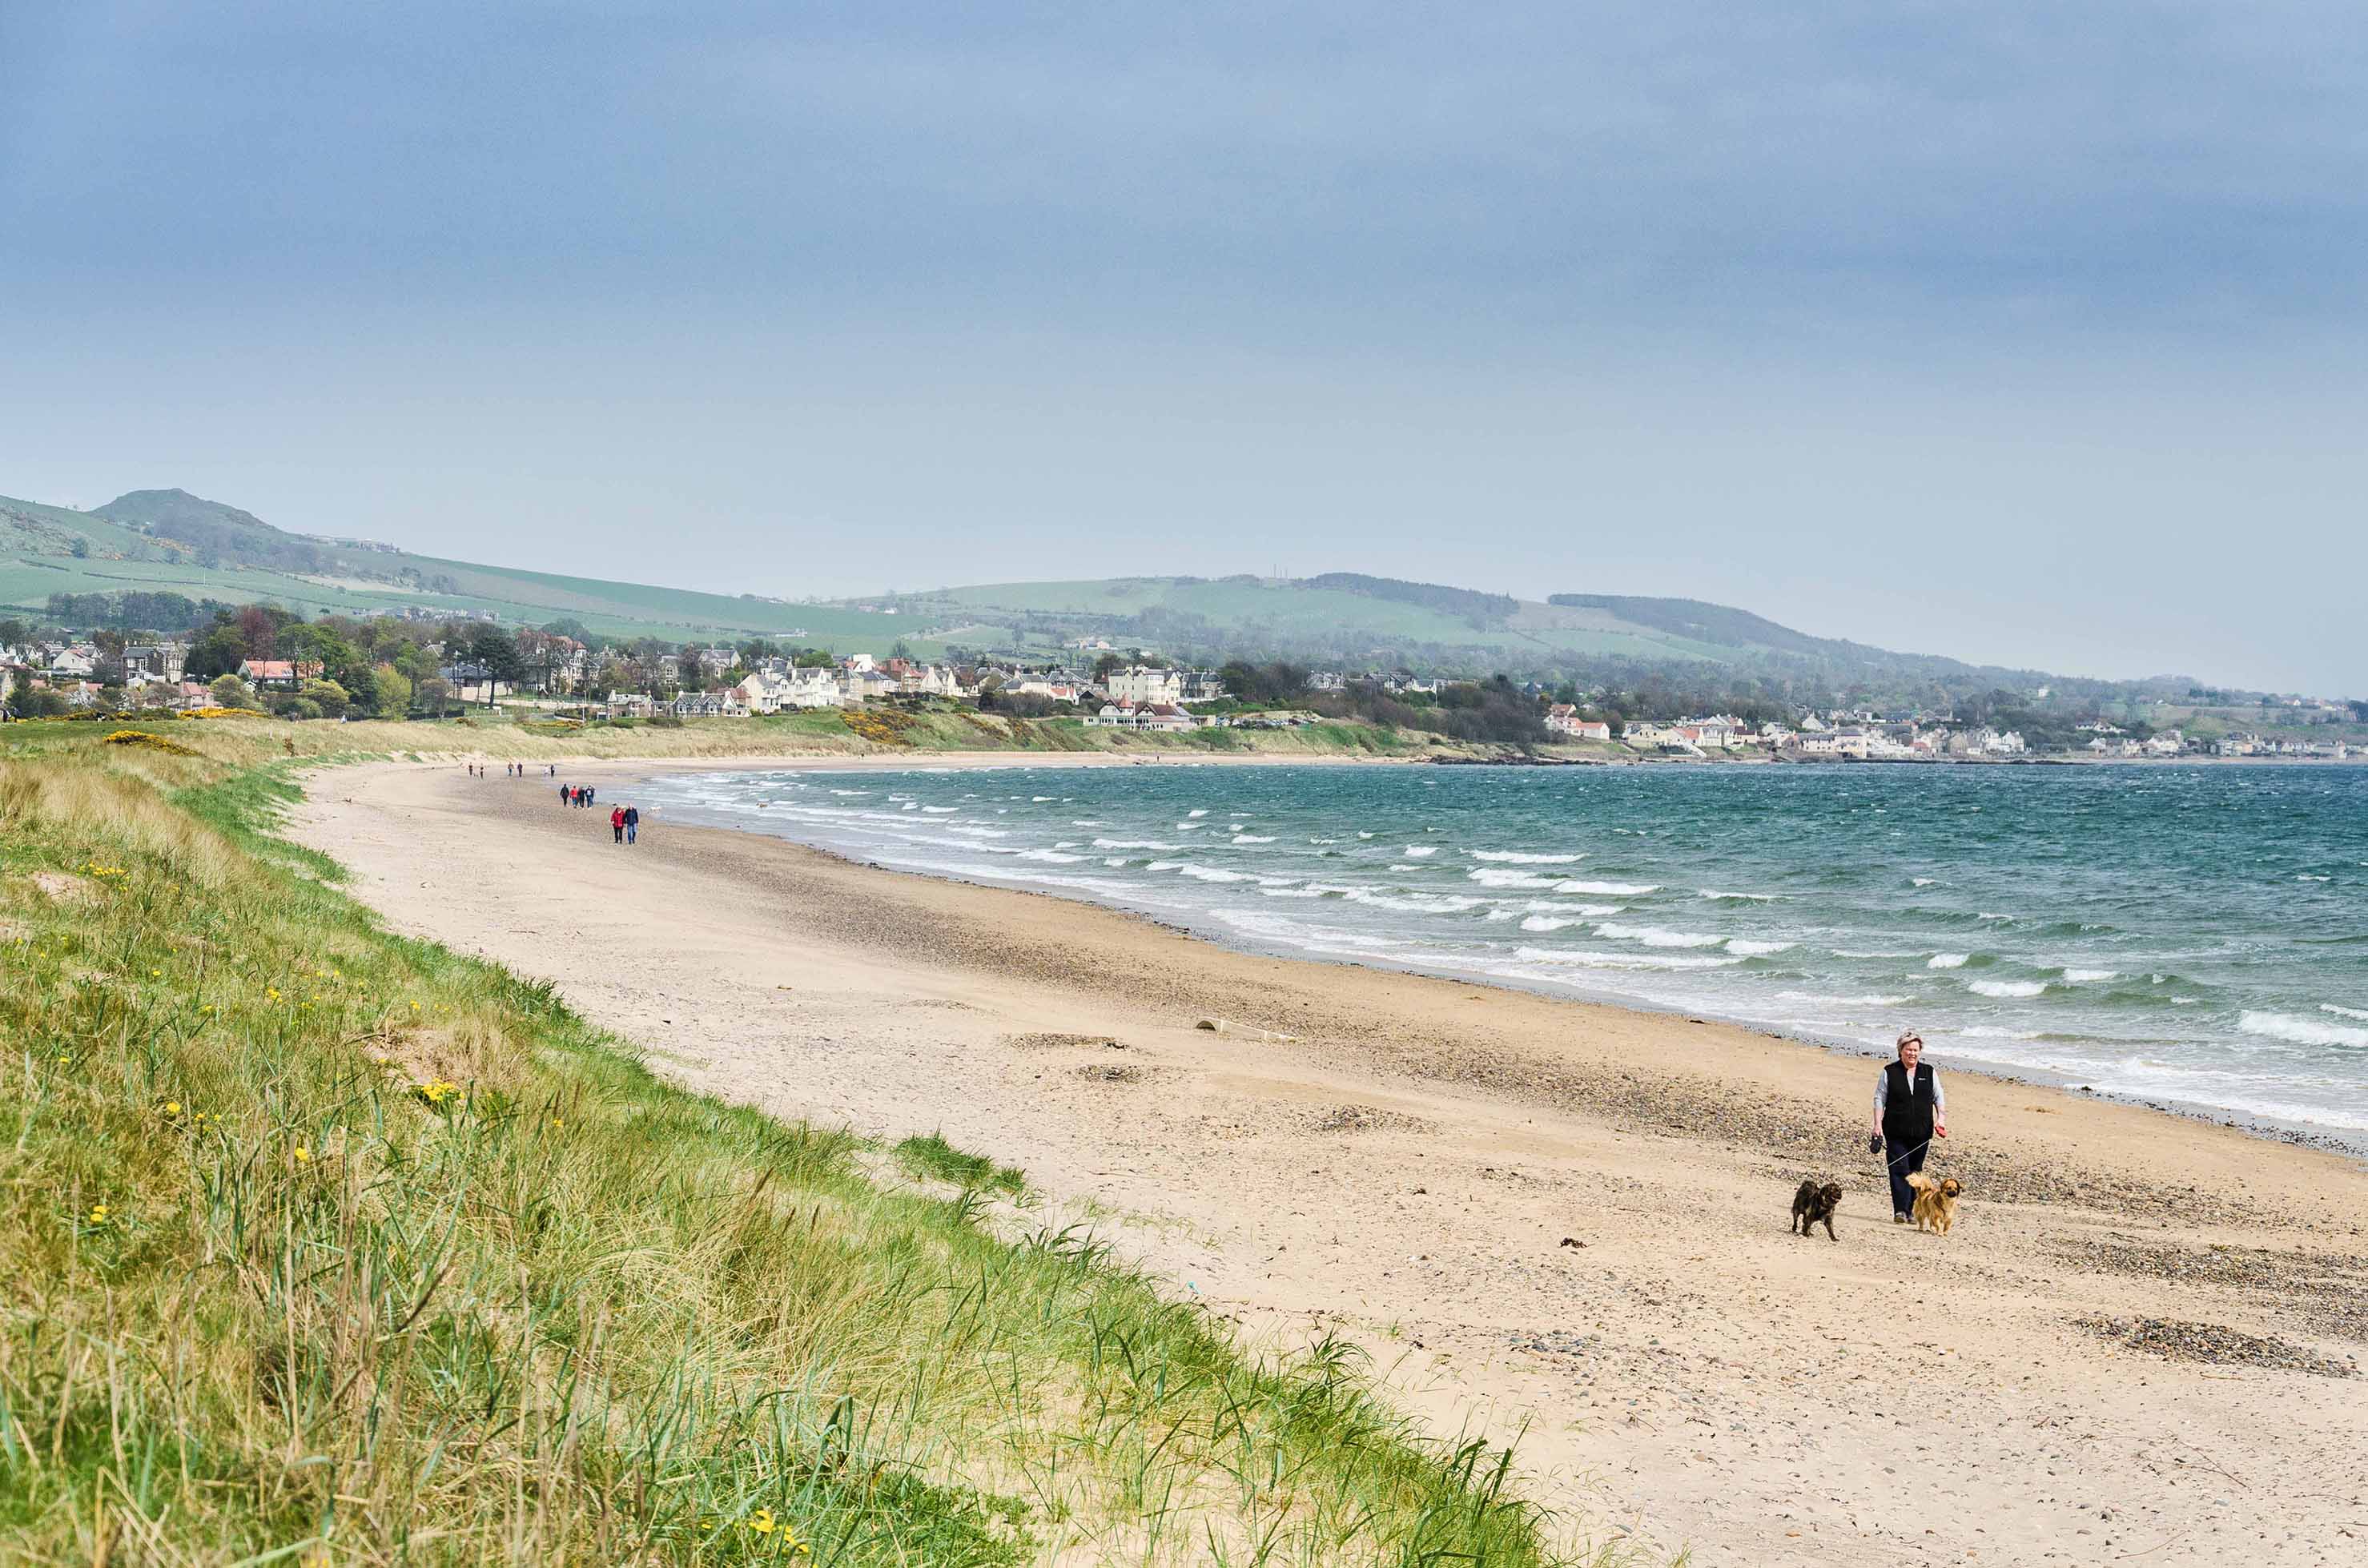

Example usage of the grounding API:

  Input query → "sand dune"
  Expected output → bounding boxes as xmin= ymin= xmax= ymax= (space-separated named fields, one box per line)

xmin=294 ymin=758 xmax=2368 ymax=1567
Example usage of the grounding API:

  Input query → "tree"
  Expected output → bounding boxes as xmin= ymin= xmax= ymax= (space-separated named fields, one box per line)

xmin=416 ymin=676 xmax=452 ymax=718
xmin=465 ymin=625 xmax=525 ymax=683
xmin=1092 ymin=652 xmax=1124 ymax=681
xmin=371 ymin=665 xmax=413 ymax=718
xmin=300 ymin=677 xmax=351 ymax=718
xmin=0 ymin=619 xmax=24 ymax=647
xmin=69 ymin=538 xmax=90 ymax=559
xmin=209 ymin=673 xmax=260 ymax=710
xmin=184 ymin=624 xmax=249 ymax=681
xmin=235 ymin=605 xmax=283 ymax=660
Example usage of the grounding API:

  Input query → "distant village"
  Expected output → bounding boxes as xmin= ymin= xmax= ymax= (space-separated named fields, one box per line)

xmin=1 ymin=619 xmax=2359 ymax=762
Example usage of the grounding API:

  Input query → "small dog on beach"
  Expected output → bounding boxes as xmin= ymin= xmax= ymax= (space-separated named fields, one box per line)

xmin=1790 ymin=1179 xmax=1843 ymax=1240
xmin=1905 ymin=1172 xmax=1964 ymax=1235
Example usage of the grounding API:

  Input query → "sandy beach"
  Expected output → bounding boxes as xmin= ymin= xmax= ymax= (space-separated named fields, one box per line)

xmin=292 ymin=758 xmax=2368 ymax=1567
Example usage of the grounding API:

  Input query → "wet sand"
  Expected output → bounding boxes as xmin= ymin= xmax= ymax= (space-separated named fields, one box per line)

xmin=293 ymin=758 xmax=2368 ymax=1567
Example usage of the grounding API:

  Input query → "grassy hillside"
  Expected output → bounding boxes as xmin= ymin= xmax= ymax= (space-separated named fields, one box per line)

xmin=8 ymin=482 xmax=2084 ymax=694
xmin=0 ymin=718 xmax=1607 ymax=1564
xmin=3 ymin=492 xmax=937 ymax=654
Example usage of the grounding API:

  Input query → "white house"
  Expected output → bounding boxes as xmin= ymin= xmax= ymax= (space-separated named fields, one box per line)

xmin=1105 ymin=666 xmax=1185 ymax=706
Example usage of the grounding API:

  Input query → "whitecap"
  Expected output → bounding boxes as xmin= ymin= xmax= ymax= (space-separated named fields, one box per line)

xmin=922 ymin=806 xmax=959 ymax=814
xmin=1968 ymin=979 xmax=2047 ymax=999
xmin=1557 ymin=879 xmax=1661 ymax=896
xmin=1928 ymin=952 xmax=1970 ymax=970
xmin=1726 ymin=939 xmax=1796 ymax=956
xmin=1071 ymin=818 xmax=1107 ymax=826
xmin=2241 ymin=1011 xmax=2368 ymax=1048
xmin=2325 ymin=1003 xmax=2368 ymax=1022
xmin=1469 ymin=850 xmax=1584 ymax=864
xmin=1832 ymin=949 xmax=1916 ymax=959
xmin=1699 ymin=889 xmax=1778 ymax=903
xmin=1467 ymin=868 xmax=1563 ymax=888
xmin=1095 ymin=838 xmax=1181 ymax=850
xmin=1512 ymin=946 xmax=1743 ymax=971
xmin=1187 ymin=809 xmax=1209 ymax=818
xmin=1232 ymin=834 xmax=1277 ymax=845
xmin=1402 ymin=846 xmax=1438 ymax=858
xmin=2059 ymin=968 xmax=2120 ymax=983
xmin=1775 ymin=990 xmax=1909 ymax=1007
xmin=1594 ymin=922 xmax=1727 ymax=949
xmin=1910 ymin=876 xmax=1938 ymax=887
xmin=1520 ymin=915 xmax=1582 ymax=931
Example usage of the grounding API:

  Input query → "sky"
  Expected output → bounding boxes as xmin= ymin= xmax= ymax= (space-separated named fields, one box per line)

xmin=2 ymin=2 xmax=2363 ymax=694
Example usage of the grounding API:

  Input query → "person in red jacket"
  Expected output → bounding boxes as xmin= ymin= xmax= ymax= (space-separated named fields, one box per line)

xmin=609 ymin=804 xmax=625 ymax=844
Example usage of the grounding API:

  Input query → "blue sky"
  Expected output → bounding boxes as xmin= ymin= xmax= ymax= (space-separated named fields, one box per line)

xmin=3 ymin=2 xmax=2362 ymax=691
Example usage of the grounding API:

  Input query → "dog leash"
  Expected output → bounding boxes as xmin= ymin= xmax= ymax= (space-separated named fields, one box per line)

xmin=1876 ymin=1137 xmax=1933 ymax=1172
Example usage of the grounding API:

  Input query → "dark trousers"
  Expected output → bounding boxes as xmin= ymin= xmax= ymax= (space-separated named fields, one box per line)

xmin=612 ymin=824 xmax=623 ymax=842
xmin=1885 ymin=1138 xmax=1928 ymax=1217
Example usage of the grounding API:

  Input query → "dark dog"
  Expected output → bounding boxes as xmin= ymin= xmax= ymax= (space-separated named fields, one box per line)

xmin=1791 ymin=1179 xmax=1843 ymax=1240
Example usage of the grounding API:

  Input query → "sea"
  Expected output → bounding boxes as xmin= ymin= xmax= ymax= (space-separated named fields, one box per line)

xmin=633 ymin=762 xmax=2368 ymax=1148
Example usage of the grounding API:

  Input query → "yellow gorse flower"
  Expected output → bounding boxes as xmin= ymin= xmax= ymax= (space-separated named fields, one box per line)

xmin=747 ymin=1509 xmax=774 ymax=1535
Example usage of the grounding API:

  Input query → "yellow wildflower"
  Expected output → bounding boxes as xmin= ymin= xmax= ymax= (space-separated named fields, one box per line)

xmin=747 ymin=1509 xmax=775 ymax=1535
xmin=150 ymin=968 xmax=162 ymax=978
xmin=294 ymin=1146 xmax=312 ymax=1164
xmin=87 ymin=1204 xmax=110 ymax=1225
xmin=267 ymin=987 xmax=281 ymax=1000
xmin=164 ymin=1100 xmax=183 ymax=1117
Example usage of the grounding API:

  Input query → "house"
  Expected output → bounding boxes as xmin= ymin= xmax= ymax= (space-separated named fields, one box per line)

xmin=239 ymin=659 xmax=324 ymax=690
xmin=604 ymin=690 xmax=657 ymax=718
xmin=1088 ymin=702 xmax=1196 ymax=732
xmin=1003 ymin=676 xmax=1086 ymax=704
xmin=436 ymin=662 xmax=511 ymax=704
xmin=1544 ymin=706 xmax=1610 ymax=741
xmin=671 ymin=691 xmax=748 ymax=718
xmin=844 ymin=668 xmax=899 ymax=702
xmin=124 ymin=643 xmax=187 ymax=684
xmin=2144 ymin=730 xmax=2185 ymax=757
xmin=1105 ymin=666 xmax=1184 ymax=706
xmin=49 ymin=647 xmax=99 ymax=678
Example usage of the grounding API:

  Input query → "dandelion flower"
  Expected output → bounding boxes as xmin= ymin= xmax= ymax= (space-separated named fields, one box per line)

xmin=150 ymin=968 xmax=162 ymax=978
xmin=87 ymin=1204 xmax=110 ymax=1224
xmin=164 ymin=1101 xmax=183 ymax=1116
xmin=747 ymin=1509 xmax=775 ymax=1535
xmin=294 ymin=1146 xmax=312 ymax=1164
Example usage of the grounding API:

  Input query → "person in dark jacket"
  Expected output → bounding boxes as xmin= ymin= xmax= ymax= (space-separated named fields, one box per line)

xmin=1871 ymin=1030 xmax=1947 ymax=1223
xmin=623 ymin=804 xmax=640 ymax=845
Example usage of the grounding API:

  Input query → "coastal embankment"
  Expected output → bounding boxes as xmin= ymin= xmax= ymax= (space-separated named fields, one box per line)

xmin=295 ymin=758 xmax=2368 ymax=1567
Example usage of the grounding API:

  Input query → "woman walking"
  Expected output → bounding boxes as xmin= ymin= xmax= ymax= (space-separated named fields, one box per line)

xmin=1871 ymin=1030 xmax=1946 ymax=1224
xmin=609 ymin=804 xmax=625 ymax=844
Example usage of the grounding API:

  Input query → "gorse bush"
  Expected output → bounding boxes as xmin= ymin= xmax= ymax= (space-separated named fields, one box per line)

xmin=0 ymin=732 xmax=1614 ymax=1565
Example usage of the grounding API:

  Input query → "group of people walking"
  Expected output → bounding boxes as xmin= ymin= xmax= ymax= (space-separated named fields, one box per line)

xmin=555 ymin=780 xmax=641 ymax=845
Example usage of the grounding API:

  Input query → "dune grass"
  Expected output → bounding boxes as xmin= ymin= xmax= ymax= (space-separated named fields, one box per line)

xmin=0 ymin=726 xmax=1620 ymax=1566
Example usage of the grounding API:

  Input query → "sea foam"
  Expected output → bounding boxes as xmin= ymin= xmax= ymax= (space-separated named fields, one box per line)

xmin=1558 ymin=879 xmax=1661 ymax=896
xmin=1469 ymin=850 xmax=1584 ymax=864
xmin=2241 ymin=1011 xmax=2368 ymax=1048
xmin=1969 ymin=979 xmax=2047 ymax=999
xmin=1928 ymin=952 xmax=1970 ymax=969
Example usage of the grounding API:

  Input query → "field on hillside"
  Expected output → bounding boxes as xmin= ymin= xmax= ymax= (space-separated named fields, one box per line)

xmin=3 ymin=494 xmax=936 ymax=651
xmin=913 ymin=578 xmax=1743 ymax=665
xmin=0 ymin=718 xmax=1610 ymax=1565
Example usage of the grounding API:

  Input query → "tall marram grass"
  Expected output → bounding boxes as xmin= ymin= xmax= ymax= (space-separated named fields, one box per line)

xmin=0 ymin=727 xmax=1623 ymax=1566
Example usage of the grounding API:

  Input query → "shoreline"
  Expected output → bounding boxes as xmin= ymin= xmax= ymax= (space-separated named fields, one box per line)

xmin=596 ymin=752 xmax=2368 ymax=1160
xmin=293 ymin=758 xmax=2368 ymax=1567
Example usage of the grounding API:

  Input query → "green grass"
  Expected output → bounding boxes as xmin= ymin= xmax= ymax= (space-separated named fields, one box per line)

xmin=894 ymin=1133 xmax=1027 ymax=1198
xmin=0 ymin=727 xmax=1624 ymax=1565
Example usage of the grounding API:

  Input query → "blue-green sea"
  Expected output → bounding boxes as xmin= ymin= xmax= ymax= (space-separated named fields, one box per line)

xmin=637 ymin=762 xmax=2368 ymax=1144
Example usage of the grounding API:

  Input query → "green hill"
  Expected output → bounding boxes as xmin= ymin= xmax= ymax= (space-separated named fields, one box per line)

xmin=2 ymin=489 xmax=938 ymax=655
xmin=6 ymin=483 xmax=2141 ymax=698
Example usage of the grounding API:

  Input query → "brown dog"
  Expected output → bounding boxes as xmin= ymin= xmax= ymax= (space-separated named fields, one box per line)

xmin=1905 ymin=1171 xmax=1964 ymax=1235
xmin=1791 ymin=1179 xmax=1843 ymax=1240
